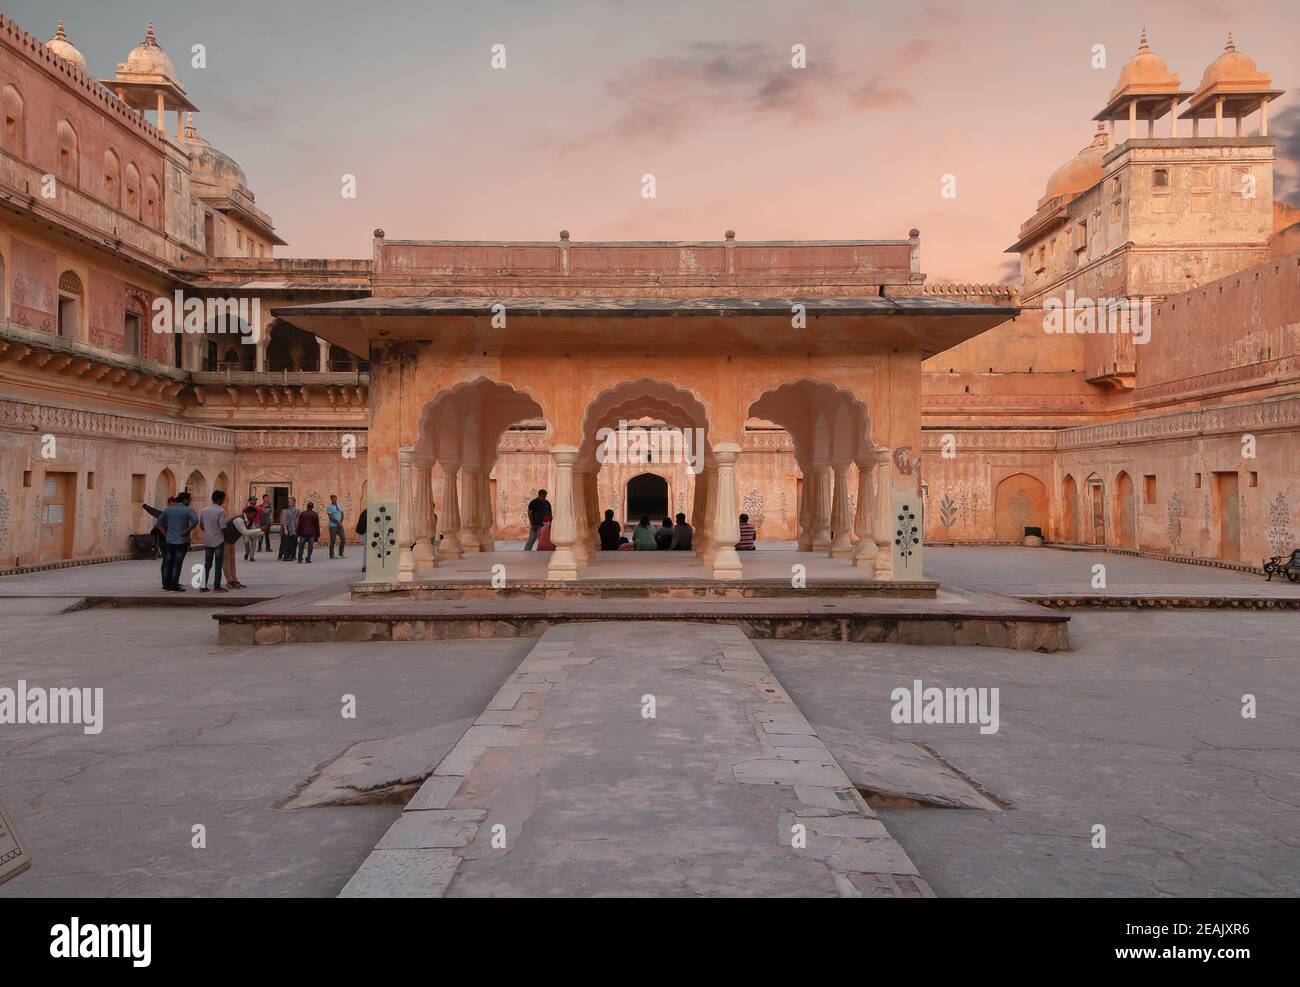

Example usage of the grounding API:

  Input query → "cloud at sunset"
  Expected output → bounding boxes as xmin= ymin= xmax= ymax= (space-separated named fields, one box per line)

xmin=9 ymin=0 xmax=1296 ymax=281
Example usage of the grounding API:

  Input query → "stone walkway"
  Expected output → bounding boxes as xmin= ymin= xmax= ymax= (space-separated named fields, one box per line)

xmin=341 ymin=622 xmax=930 ymax=897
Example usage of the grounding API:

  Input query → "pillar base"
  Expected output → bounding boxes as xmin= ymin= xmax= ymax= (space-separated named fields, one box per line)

xmin=397 ymin=546 xmax=416 ymax=583
xmin=439 ymin=535 xmax=464 ymax=560
xmin=547 ymin=549 xmax=579 ymax=581
xmin=711 ymin=547 xmax=744 ymax=580
xmin=413 ymin=541 xmax=437 ymax=577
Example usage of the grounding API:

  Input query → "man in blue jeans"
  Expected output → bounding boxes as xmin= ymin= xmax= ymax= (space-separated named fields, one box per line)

xmin=145 ymin=492 xmax=197 ymax=592
xmin=198 ymin=489 xmax=230 ymax=593
xmin=296 ymin=501 xmax=321 ymax=563
xmin=326 ymin=494 xmax=345 ymax=558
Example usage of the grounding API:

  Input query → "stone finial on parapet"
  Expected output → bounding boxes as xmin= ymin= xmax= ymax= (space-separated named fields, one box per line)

xmin=559 ymin=230 xmax=570 ymax=240
xmin=724 ymin=229 xmax=736 ymax=240
xmin=373 ymin=228 xmax=385 ymax=240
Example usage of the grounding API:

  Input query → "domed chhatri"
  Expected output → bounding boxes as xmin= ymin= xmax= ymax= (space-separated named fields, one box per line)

xmin=1108 ymin=30 xmax=1181 ymax=100
xmin=103 ymin=22 xmax=197 ymax=141
xmin=1196 ymin=33 xmax=1271 ymax=91
xmin=1180 ymin=33 xmax=1282 ymax=136
xmin=1093 ymin=30 xmax=1189 ymax=138
xmin=46 ymin=20 xmax=88 ymax=73
xmin=1040 ymin=123 xmax=1110 ymax=208
xmin=117 ymin=22 xmax=177 ymax=83
xmin=182 ymin=114 xmax=287 ymax=248
xmin=183 ymin=114 xmax=250 ymax=194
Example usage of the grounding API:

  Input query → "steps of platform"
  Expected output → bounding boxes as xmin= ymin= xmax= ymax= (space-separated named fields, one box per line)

xmin=213 ymin=585 xmax=1069 ymax=652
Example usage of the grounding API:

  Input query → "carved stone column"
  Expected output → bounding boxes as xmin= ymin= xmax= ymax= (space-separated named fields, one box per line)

xmin=697 ymin=464 xmax=717 ymax=562
xmin=710 ymin=443 xmax=743 ymax=580
xmin=572 ymin=467 xmax=591 ymax=567
xmin=690 ymin=466 xmax=706 ymax=552
xmin=397 ymin=452 xmax=416 ymax=582
xmin=460 ymin=465 xmax=482 ymax=553
xmin=851 ymin=457 xmax=878 ymax=572
xmin=585 ymin=471 xmax=600 ymax=559
xmin=546 ymin=446 xmax=579 ymax=581
xmin=812 ymin=464 xmax=833 ymax=551
xmin=797 ymin=470 xmax=814 ymax=552
xmin=828 ymin=461 xmax=854 ymax=558
xmin=476 ymin=471 xmax=495 ymax=552
xmin=439 ymin=460 xmax=464 ymax=559
xmin=412 ymin=463 xmax=437 ymax=575
xmin=872 ymin=451 xmax=894 ymax=580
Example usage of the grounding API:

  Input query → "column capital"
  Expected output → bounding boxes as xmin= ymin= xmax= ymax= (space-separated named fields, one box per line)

xmin=711 ymin=441 xmax=741 ymax=465
xmin=550 ymin=445 xmax=579 ymax=466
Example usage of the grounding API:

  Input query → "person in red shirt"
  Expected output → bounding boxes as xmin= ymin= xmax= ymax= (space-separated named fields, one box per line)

xmin=296 ymin=502 xmax=322 ymax=563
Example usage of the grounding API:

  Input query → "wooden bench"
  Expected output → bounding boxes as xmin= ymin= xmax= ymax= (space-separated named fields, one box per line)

xmin=1263 ymin=548 xmax=1300 ymax=582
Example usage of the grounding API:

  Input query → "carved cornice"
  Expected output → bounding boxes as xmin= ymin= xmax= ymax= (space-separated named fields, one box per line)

xmin=922 ymin=429 xmax=1059 ymax=450
xmin=0 ymin=398 xmax=236 ymax=448
xmin=1057 ymin=395 xmax=1300 ymax=449
xmin=233 ymin=430 xmax=368 ymax=450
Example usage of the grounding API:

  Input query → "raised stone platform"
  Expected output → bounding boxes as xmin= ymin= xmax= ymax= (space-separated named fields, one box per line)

xmin=215 ymin=582 xmax=1069 ymax=652
xmin=353 ymin=577 xmax=939 ymax=602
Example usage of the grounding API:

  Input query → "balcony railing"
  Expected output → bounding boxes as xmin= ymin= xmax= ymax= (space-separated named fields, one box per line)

xmin=0 ymin=318 xmax=186 ymax=381
xmin=192 ymin=368 xmax=370 ymax=386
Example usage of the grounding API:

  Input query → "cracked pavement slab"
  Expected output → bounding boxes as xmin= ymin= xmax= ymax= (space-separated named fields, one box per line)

xmin=759 ymin=611 xmax=1300 ymax=897
xmin=0 ymin=599 xmax=532 ymax=897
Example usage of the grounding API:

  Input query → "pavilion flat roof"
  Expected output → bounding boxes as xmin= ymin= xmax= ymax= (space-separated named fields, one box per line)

xmin=273 ymin=295 xmax=1020 ymax=360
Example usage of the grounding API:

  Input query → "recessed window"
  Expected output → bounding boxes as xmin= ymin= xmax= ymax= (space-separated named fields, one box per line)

xmin=22 ymin=470 xmax=32 ymax=487
xmin=1153 ymin=169 xmax=1170 ymax=188
xmin=1249 ymin=471 xmax=1259 ymax=488
xmin=131 ymin=473 xmax=146 ymax=501
xmin=1194 ymin=473 xmax=1202 ymax=489
xmin=1143 ymin=475 xmax=1156 ymax=504
xmin=124 ymin=312 xmax=142 ymax=358
xmin=86 ymin=471 xmax=95 ymax=490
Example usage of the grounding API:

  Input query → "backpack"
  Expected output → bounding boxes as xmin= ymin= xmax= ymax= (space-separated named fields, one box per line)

xmin=222 ymin=517 xmax=243 ymax=544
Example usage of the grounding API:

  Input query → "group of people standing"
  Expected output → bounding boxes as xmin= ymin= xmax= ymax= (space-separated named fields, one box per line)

xmin=519 ymin=488 xmax=757 ymax=554
xmin=143 ymin=491 xmax=350 ymax=592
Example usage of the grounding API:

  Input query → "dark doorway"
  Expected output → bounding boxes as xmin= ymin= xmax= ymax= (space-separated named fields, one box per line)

xmin=626 ymin=473 xmax=668 ymax=521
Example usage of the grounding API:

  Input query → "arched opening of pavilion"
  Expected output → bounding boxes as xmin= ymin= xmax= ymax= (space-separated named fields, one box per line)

xmin=577 ymin=377 xmax=713 ymax=577
xmin=265 ymin=320 xmax=322 ymax=372
xmin=400 ymin=377 xmax=548 ymax=582
xmin=626 ymin=472 xmax=669 ymax=521
xmin=746 ymin=380 xmax=887 ymax=575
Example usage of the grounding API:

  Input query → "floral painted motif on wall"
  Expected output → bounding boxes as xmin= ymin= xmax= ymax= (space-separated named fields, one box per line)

xmin=1266 ymin=493 xmax=1293 ymax=556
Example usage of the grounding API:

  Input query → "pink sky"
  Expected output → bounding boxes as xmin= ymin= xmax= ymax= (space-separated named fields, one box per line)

xmin=21 ymin=0 xmax=1299 ymax=280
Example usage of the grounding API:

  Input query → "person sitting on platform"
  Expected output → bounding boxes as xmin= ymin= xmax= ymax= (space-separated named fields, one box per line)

xmin=536 ymin=515 xmax=556 ymax=551
xmin=655 ymin=516 xmax=674 ymax=550
xmin=598 ymin=509 xmax=623 ymax=551
xmin=670 ymin=513 xmax=692 ymax=550
xmin=633 ymin=515 xmax=657 ymax=550
xmin=736 ymin=513 xmax=757 ymax=551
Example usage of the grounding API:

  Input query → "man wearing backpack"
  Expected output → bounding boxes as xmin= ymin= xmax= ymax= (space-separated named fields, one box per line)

xmin=222 ymin=509 xmax=256 ymax=590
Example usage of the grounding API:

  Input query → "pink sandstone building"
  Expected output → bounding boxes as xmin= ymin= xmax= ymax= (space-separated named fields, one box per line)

xmin=0 ymin=17 xmax=1296 ymax=574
